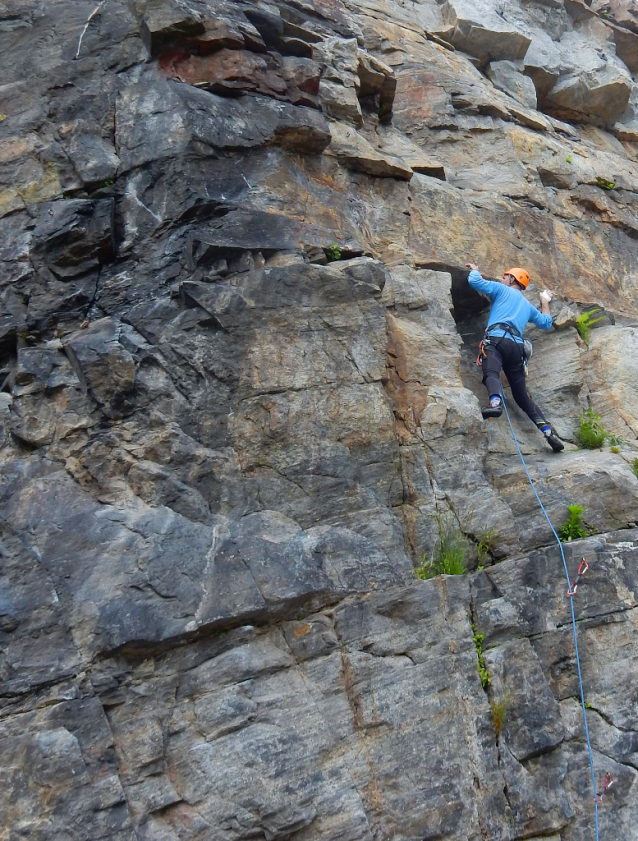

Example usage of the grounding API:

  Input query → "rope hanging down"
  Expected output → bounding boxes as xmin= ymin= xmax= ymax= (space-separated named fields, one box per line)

xmin=499 ymin=388 xmax=612 ymax=840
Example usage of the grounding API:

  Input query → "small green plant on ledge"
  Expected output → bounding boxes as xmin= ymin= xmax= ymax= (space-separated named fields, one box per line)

xmin=596 ymin=176 xmax=615 ymax=190
xmin=326 ymin=242 xmax=342 ymax=262
xmin=490 ymin=696 xmax=510 ymax=736
xmin=632 ymin=457 xmax=638 ymax=479
xmin=472 ymin=624 xmax=490 ymax=688
xmin=559 ymin=503 xmax=590 ymax=542
xmin=607 ymin=432 xmax=627 ymax=448
xmin=575 ymin=308 xmax=604 ymax=344
xmin=416 ymin=515 xmax=467 ymax=579
xmin=566 ymin=153 xmax=573 ymax=163
xmin=476 ymin=526 xmax=498 ymax=567
xmin=575 ymin=409 xmax=606 ymax=449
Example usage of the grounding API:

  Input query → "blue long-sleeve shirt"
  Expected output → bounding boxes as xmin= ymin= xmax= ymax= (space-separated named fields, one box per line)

xmin=468 ymin=270 xmax=552 ymax=343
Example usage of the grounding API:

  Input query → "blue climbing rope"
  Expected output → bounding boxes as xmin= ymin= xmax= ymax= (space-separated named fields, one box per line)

xmin=500 ymin=389 xmax=600 ymax=839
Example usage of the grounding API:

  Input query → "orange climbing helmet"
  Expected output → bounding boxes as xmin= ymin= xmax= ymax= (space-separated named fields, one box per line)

xmin=504 ymin=267 xmax=530 ymax=289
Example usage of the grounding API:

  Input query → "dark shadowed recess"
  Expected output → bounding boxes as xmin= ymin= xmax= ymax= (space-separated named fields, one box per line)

xmin=416 ymin=261 xmax=490 ymax=322
xmin=417 ymin=261 xmax=491 ymax=379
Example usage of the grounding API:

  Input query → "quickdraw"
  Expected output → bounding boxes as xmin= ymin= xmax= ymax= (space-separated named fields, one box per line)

xmin=475 ymin=338 xmax=488 ymax=366
xmin=567 ymin=558 xmax=589 ymax=598
xmin=475 ymin=329 xmax=503 ymax=367
xmin=594 ymin=773 xmax=614 ymax=803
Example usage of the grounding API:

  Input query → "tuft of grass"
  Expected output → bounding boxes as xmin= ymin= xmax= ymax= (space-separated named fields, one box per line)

xmin=325 ymin=242 xmax=342 ymax=262
xmin=559 ymin=503 xmax=590 ymax=542
xmin=490 ymin=696 xmax=510 ymax=736
xmin=575 ymin=409 xmax=627 ymax=451
xmin=575 ymin=409 xmax=606 ymax=449
xmin=416 ymin=515 xmax=467 ymax=579
xmin=596 ymin=176 xmax=615 ymax=190
xmin=575 ymin=308 xmax=604 ymax=344
xmin=574 ymin=406 xmax=628 ymax=451
xmin=414 ymin=557 xmax=431 ymax=579
xmin=607 ymin=432 xmax=627 ymax=448
xmin=472 ymin=624 xmax=490 ymax=688
xmin=566 ymin=153 xmax=573 ymax=163
xmin=632 ymin=458 xmax=638 ymax=479
xmin=476 ymin=526 xmax=498 ymax=566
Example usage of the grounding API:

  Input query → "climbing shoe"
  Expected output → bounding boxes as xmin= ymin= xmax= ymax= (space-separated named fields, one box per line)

xmin=545 ymin=432 xmax=564 ymax=452
xmin=481 ymin=405 xmax=503 ymax=419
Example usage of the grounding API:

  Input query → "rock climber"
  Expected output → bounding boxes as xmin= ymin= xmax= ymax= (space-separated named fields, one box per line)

xmin=465 ymin=261 xmax=564 ymax=452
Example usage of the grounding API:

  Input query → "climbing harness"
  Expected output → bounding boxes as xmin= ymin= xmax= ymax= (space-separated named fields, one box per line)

xmin=500 ymin=388 xmax=612 ymax=840
xmin=476 ymin=322 xmax=532 ymax=375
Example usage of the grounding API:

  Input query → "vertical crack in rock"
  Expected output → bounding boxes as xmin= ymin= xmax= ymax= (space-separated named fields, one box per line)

xmin=336 ymin=639 xmax=385 ymax=827
xmin=340 ymin=648 xmax=365 ymax=732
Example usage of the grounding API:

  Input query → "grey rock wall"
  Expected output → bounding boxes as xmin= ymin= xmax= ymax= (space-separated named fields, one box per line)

xmin=4 ymin=532 xmax=638 ymax=840
xmin=2 ymin=0 xmax=638 ymax=839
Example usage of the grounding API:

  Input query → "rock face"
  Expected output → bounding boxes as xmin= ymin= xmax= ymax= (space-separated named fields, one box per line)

xmin=2 ymin=0 xmax=638 ymax=839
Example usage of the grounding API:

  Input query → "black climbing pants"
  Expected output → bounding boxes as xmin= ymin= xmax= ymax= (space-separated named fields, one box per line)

xmin=482 ymin=337 xmax=547 ymax=428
